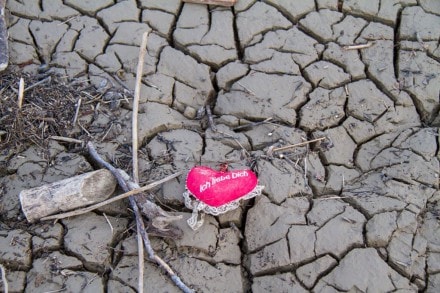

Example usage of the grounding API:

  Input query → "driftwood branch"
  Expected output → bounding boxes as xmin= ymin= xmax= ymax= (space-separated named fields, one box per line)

xmin=122 ymin=177 xmax=183 ymax=236
xmin=87 ymin=142 xmax=193 ymax=293
xmin=20 ymin=169 xmax=117 ymax=222
xmin=40 ymin=171 xmax=182 ymax=221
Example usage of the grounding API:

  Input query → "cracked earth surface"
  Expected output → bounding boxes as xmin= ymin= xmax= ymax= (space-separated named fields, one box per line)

xmin=1 ymin=0 xmax=440 ymax=292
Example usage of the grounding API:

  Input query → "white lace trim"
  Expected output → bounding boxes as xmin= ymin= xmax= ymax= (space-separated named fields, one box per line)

xmin=183 ymin=185 xmax=264 ymax=230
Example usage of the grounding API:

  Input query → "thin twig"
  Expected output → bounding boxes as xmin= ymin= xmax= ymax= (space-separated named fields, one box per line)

xmin=83 ymin=93 xmax=103 ymax=105
xmin=100 ymin=123 xmax=114 ymax=142
xmin=343 ymin=42 xmax=375 ymax=50
xmin=111 ymin=74 xmax=134 ymax=94
xmin=205 ymin=105 xmax=217 ymax=132
xmin=86 ymin=142 xmax=193 ymax=293
xmin=271 ymin=137 xmax=327 ymax=153
xmin=103 ymin=213 xmax=114 ymax=235
xmin=133 ymin=31 xmax=149 ymax=293
xmin=0 ymin=264 xmax=8 ymax=293
xmin=78 ymin=122 xmax=91 ymax=137
xmin=73 ymin=98 xmax=82 ymax=125
xmin=236 ymin=81 xmax=256 ymax=96
xmin=40 ymin=171 xmax=182 ymax=221
xmin=18 ymin=77 xmax=25 ymax=109
xmin=303 ymin=157 xmax=308 ymax=187
xmin=58 ymin=15 xmax=79 ymax=25
xmin=133 ymin=31 xmax=149 ymax=184
xmin=316 ymin=196 xmax=350 ymax=200
xmin=137 ymin=226 xmax=145 ymax=292
xmin=23 ymin=76 xmax=51 ymax=92
xmin=36 ymin=117 xmax=56 ymax=122
xmin=43 ymin=288 xmax=65 ymax=293
xmin=216 ymin=130 xmax=249 ymax=156
xmin=49 ymin=136 xmax=84 ymax=144
xmin=232 ymin=117 xmax=273 ymax=131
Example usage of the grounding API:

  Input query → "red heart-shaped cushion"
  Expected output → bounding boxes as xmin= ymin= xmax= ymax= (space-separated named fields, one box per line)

xmin=186 ymin=166 xmax=258 ymax=207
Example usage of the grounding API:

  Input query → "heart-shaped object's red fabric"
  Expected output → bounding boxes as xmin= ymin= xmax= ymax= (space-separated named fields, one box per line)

xmin=186 ymin=166 xmax=258 ymax=207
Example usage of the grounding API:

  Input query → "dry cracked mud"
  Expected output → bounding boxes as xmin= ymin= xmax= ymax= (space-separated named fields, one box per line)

xmin=0 ymin=0 xmax=439 ymax=292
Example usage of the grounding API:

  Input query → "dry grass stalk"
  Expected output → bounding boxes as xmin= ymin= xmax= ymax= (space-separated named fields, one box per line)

xmin=17 ymin=77 xmax=24 ymax=109
xmin=232 ymin=117 xmax=273 ymax=131
xmin=343 ymin=42 xmax=375 ymax=50
xmin=0 ymin=72 xmax=98 ymax=154
xmin=132 ymin=31 xmax=149 ymax=184
xmin=136 ymin=205 xmax=144 ymax=292
xmin=23 ymin=76 xmax=51 ymax=92
xmin=49 ymin=136 xmax=83 ymax=144
xmin=236 ymin=81 xmax=256 ymax=96
xmin=103 ymin=212 xmax=114 ymax=235
xmin=132 ymin=31 xmax=149 ymax=293
xmin=272 ymin=137 xmax=327 ymax=153
xmin=72 ymin=98 xmax=81 ymax=125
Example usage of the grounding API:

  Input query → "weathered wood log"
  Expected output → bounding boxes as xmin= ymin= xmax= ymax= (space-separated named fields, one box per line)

xmin=19 ymin=169 xmax=117 ymax=222
xmin=183 ymin=0 xmax=237 ymax=6
xmin=0 ymin=0 xmax=8 ymax=72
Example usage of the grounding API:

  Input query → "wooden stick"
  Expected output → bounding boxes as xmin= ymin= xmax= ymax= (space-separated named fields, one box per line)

xmin=20 ymin=169 xmax=117 ymax=223
xmin=132 ymin=31 xmax=149 ymax=293
xmin=137 ymin=221 xmax=145 ymax=293
xmin=132 ymin=31 xmax=149 ymax=183
xmin=272 ymin=137 xmax=327 ymax=153
xmin=40 ymin=171 xmax=182 ymax=220
xmin=343 ymin=42 xmax=375 ymax=50
xmin=86 ymin=142 xmax=193 ymax=293
xmin=50 ymin=136 xmax=84 ymax=144
xmin=18 ymin=77 xmax=24 ymax=109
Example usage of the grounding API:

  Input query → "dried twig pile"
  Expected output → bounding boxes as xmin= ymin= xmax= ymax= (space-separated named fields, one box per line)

xmin=0 ymin=72 xmax=94 ymax=154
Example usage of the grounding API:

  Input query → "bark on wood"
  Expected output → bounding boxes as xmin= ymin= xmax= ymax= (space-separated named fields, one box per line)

xmin=182 ymin=0 xmax=237 ymax=6
xmin=19 ymin=169 xmax=117 ymax=222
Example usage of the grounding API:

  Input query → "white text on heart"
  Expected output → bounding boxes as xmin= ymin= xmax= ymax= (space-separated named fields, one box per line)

xmin=199 ymin=171 xmax=249 ymax=192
